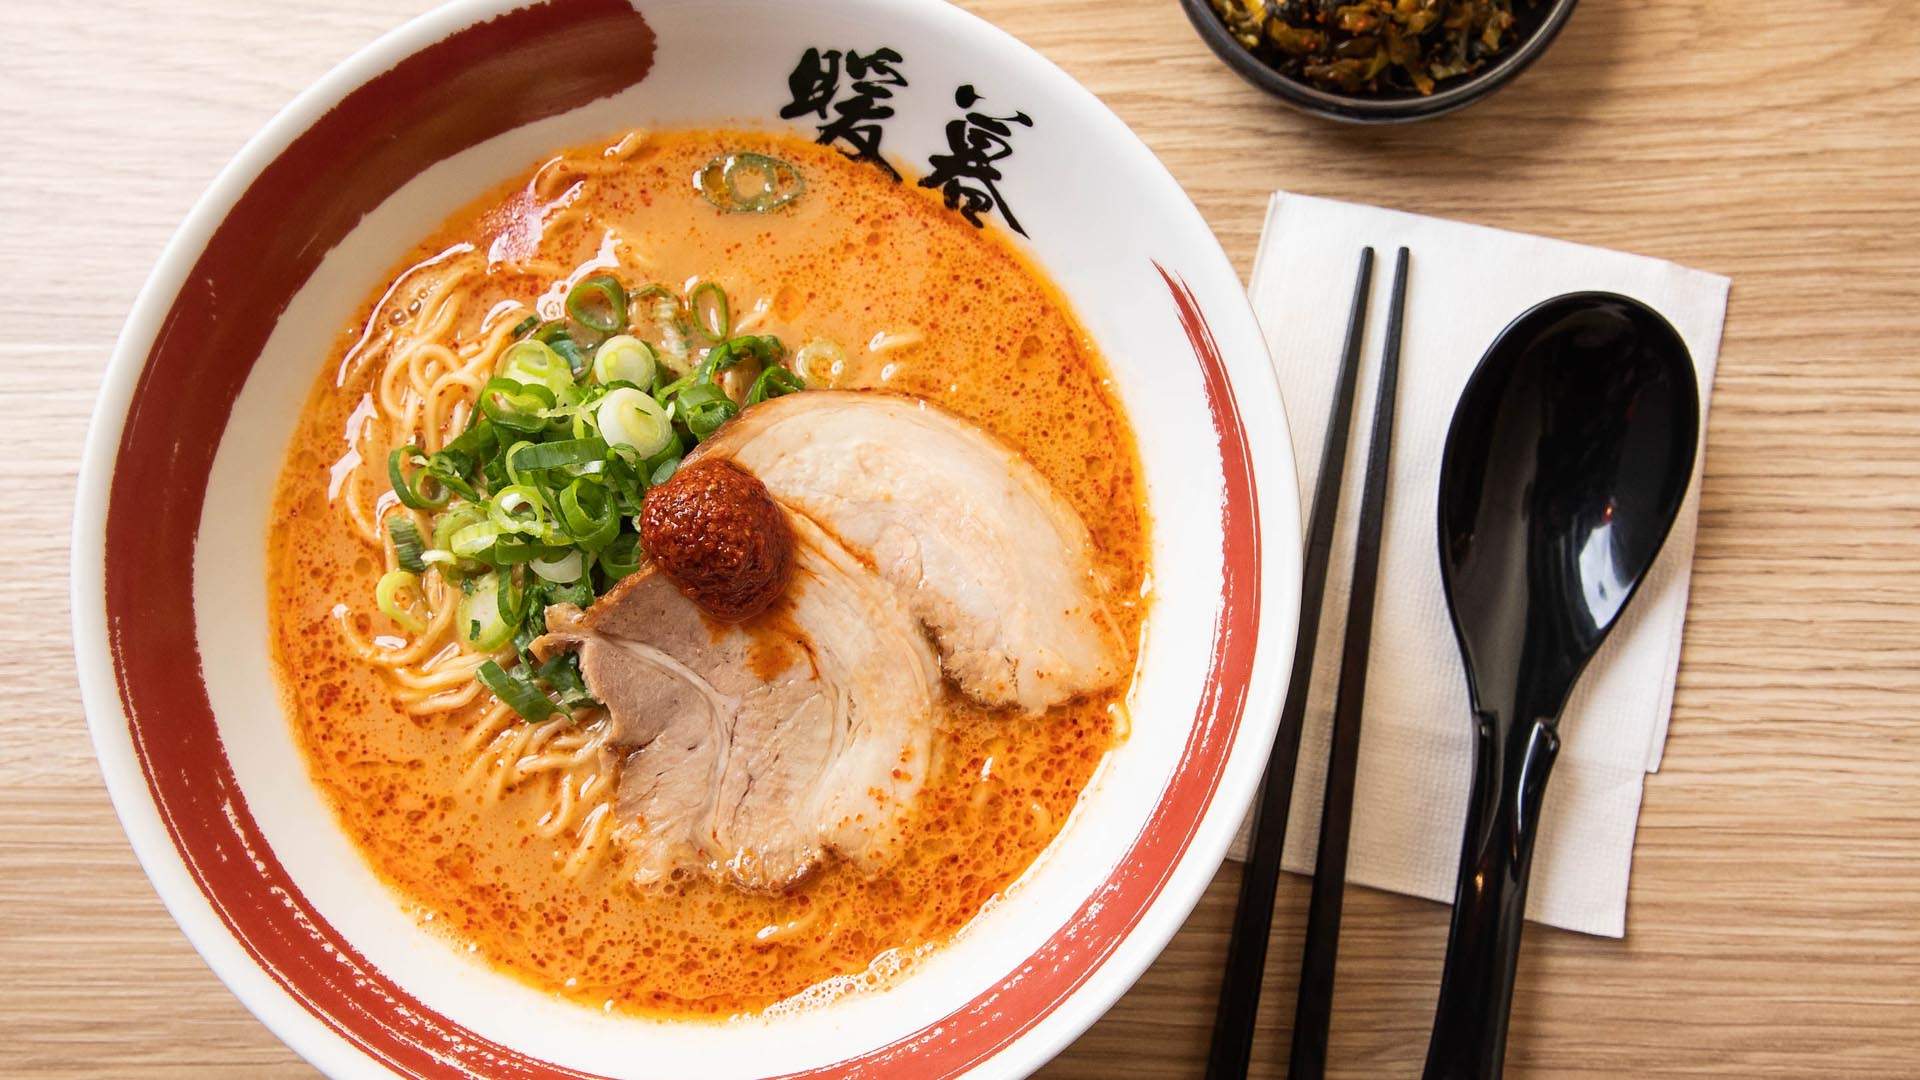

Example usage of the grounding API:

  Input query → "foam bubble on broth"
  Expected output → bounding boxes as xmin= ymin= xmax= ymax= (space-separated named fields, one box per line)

xmin=267 ymin=128 xmax=1149 ymax=1018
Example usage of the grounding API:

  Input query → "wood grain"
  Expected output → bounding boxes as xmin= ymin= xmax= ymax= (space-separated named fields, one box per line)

xmin=4 ymin=1 xmax=1917 ymax=1076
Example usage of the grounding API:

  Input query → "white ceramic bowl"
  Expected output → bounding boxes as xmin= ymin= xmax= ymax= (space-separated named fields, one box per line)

xmin=72 ymin=1 xmax=1301 ymax=1076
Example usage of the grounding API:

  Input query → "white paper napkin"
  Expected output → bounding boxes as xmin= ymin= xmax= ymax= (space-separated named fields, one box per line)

xmin=1228 ymin=193 xmax=1729 ymax=938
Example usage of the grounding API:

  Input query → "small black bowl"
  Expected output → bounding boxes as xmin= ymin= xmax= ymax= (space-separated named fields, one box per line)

xmin=1177 ymin=0 xmax=1580 ymax=123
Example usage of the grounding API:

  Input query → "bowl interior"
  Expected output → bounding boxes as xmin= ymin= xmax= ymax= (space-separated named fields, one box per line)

xmin=80 ymin=2 xmax=1300 ymax=1077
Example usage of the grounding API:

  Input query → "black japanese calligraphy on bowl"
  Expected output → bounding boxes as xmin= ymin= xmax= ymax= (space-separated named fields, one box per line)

xmin=780 ymin=45 xmax=1036 ymax=238
xmin=1177 ymin=0 xmax=1580 ymax=123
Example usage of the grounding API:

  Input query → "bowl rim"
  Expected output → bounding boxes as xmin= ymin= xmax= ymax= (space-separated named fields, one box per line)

xmin=70 ymin=1 xmax=1303 ymax=1076
xmin=1175 ymin=0 xmax=1582 ymax=123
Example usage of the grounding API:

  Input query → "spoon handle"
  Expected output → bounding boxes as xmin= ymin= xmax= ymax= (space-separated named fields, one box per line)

xmin=1421 ymin=713 xmax=1560 ymax=1080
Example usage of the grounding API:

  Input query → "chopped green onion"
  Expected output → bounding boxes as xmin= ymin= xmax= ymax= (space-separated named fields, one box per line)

xmin=592 ymin=335 xmax=657 ymax=389
xmin=695 ymin=152 xmax=806 ymax=214
xmin=689 ymin=281 xmax=731 ymax=342
xmin=697 ymin=335 xmax=782 ymax=383
xmin=459 ymin=572 xmax=514 ymax=650
xmin=387 ymin=445 xmax=450 ymax=510
xmin=477 ymin=377 xmax=555 ymax=435
xmin=652 ymin=371 xmax=694 ymax=407
xmin=489 ymin=483 xmax=552 ymax=537
xmin=748 ymin=365 xmax=806 ymax=406
xmin=643 ymin=434 xmax=683 ymax=471
xmin=630 ymin=284 xmax=684 ymax=352
xmin=634 ymin=286 xmax=691 ymax=374
xmin=510 ymin=314 xmax=540 ymax=338
xmin=435 ymin=503 xmax=483 ymax=541
xmin=443 ymin=418 xmax=497 ymax=459
xmin=375 ymin=569 xmax=429 ymax=635
xmin=566 ymin=274 xmax=628 ymax=335
xmin=502 ymin=439 xmax=538 ymax=488
xmin=559 ymin=478 xmax=619 ymax=551
xmin=435 ymin=501 xmax=487 ymax=548
xmin=543 ymin=577 xmax=594 ymax=613
xmin=529 ymin=320 xmax=589 ymax=365
xmin=497 ymin=569 xmax=531 ymax=625
xmin=424 ymin=450 xmax=481 ymax=502
xmin=597 ymin=461 xmax=637 ymax=513
xmin=661 ymin=329 xmax=690 ymax=364
xmin=599 ymin=530 xmax=642 ymax=581
xmin=510 ymin=437 xmax=609 ymax=472
xmin=449 ymin=520 xmax=506 ymax=560
xmin=478 ymin=660 xmax=559 ymax=721
xmin=567 ymin=405 xmax=598 ymax=442
xmin=500 ymin=340 xmax=575 ymax=395
xmin=550 ymin=338 xmax=588 ymax=377
xmin=676 ymin=382 xmax=739 ymax=441
xmin=649 ymin=455 xmax=682 ymax=486
xmin=530 ymin=549 xmax=585 ymax=584
xmin=630 ymin=283 xmax=675 ymax=307
xmin=674 ymin=381 xmax=732 ymax=409
xmin=596 ymin=387 xmax=674 ymax=457
xmin=487 ymin=535 xmax=545 ymax=565
xmin=536 ymin=652 xmax=597 ymax=709
xmin=791 ymin=339 xmax=846 ymax=383
xmin=387 ymin=517 xmax=427 ymax=573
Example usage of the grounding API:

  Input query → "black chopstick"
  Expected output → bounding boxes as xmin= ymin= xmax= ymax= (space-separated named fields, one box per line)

xmin=1206 ymin=248 xmax=1377 ymax=1080
xmin=1288 ymin=247 xmax=1411 ymax=1080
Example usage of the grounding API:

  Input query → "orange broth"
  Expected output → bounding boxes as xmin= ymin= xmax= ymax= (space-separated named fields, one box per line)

xmin=267 ymin=129 xmax=1148 ymax=1017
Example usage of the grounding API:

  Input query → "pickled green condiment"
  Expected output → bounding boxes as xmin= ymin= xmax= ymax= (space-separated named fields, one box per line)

xmin=1209 ymin=0 xmax=1530 ymax=96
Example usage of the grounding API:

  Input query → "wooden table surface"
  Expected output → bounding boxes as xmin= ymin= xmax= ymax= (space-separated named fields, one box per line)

xmin=6 ymin=1 xmax=1918 ymax=1076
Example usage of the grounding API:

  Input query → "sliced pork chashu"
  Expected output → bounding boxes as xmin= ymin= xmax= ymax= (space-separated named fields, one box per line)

xmin=535 ymin=514 xmax=940 ymax=892
xmin=695 ymin=390 xmax=1126 ymax=713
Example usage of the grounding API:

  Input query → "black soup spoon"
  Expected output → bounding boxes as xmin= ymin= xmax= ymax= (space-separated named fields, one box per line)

xmin=1423 ymin=293 xmax=1700 ymax=1080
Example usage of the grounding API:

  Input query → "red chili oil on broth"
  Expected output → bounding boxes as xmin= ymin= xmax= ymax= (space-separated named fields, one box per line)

xmin=267 ymin=129 xmax=1148 ymax=1016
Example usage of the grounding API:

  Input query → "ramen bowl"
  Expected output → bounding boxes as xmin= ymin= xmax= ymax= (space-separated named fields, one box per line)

xmin=72 ymin=1 xmax=1301 ymax=1076
xmin=1178 ymin=0 xmax=1581 ymax=123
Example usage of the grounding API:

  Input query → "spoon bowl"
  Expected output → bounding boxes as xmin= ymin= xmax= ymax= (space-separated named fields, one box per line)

xmin=1423 ymin=293 xmax=1699 ymax=1080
